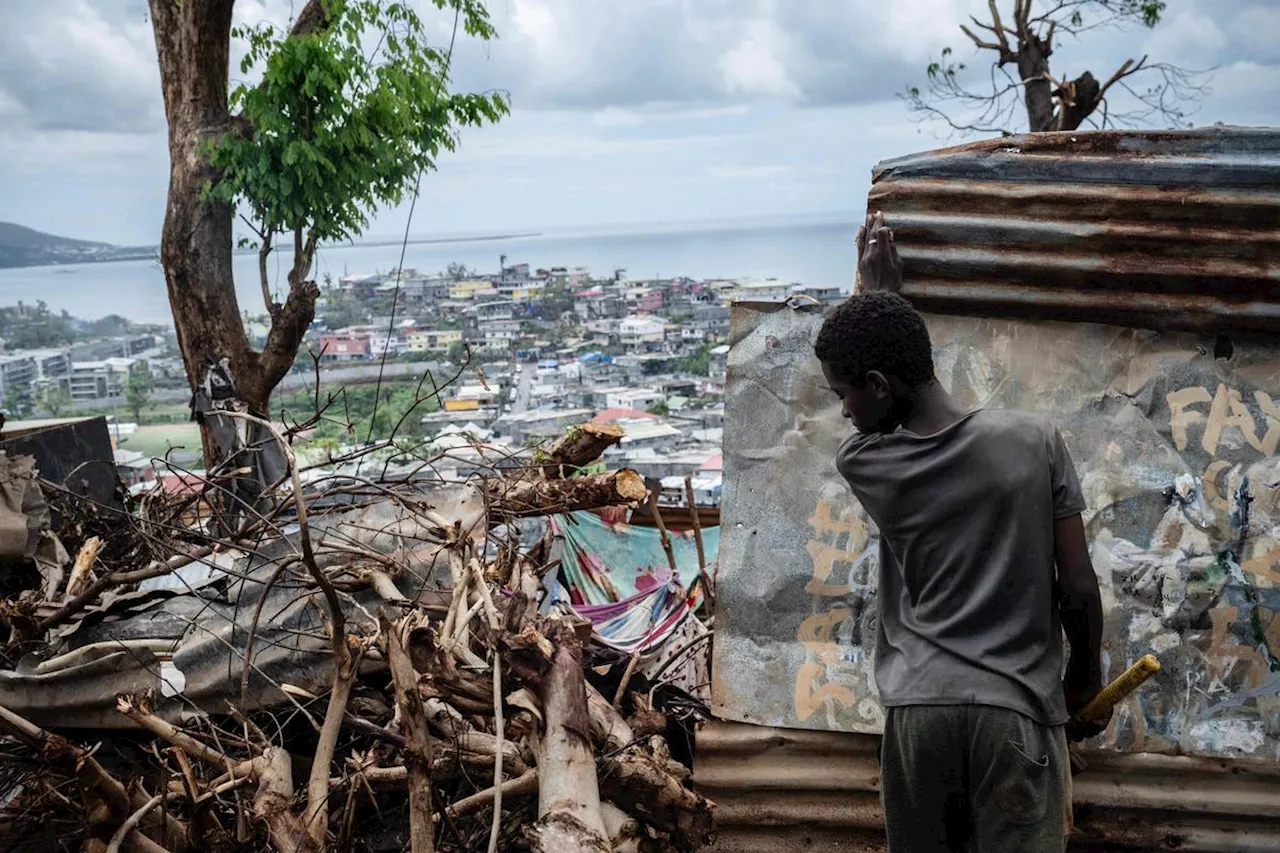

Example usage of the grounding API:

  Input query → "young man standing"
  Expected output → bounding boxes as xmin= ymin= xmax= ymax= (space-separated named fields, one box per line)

xmin=814 ymin=213 xmax=1108 ymax=852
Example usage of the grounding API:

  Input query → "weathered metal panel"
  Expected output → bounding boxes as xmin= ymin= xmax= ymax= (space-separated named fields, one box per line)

xmin=867 ymin=127 xmax=1280 ymax=334
xmin=695 ymin=720 xmax=1280 ymax=853
xmin=713 ymin=301 xmax=1280 ymax=763
xmin=0 ymin=416 xmax=118 ymax=507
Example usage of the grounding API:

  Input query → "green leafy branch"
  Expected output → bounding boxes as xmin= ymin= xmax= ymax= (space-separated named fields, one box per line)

xmin=203 ymin=0 xmax=509 ymax=317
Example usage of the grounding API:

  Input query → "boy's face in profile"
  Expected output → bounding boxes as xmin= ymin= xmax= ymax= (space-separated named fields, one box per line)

xmin=821 ymin=360 xmax=895 ymax=434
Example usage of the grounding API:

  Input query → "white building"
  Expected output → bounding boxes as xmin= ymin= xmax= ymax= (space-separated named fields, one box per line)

xmin=604 ymin=388 xmax=665 ymax=411
xmin=27 ymin=348 xmax=73 ymax=388
xmin=0 ymin=355 xmax=37 ymax=404
xmin=729 ymin=278 xmax=795 ymax=303
xmin=480 ymin=319 xmax=522 ymax=351
xmin=69 ymin=357 xmax=136 ymax=403
xmin=618 ymin=315 xmax=666 ymax=348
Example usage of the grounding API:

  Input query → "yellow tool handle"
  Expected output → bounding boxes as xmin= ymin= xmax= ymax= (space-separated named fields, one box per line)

xmin=1078 ymin=654 xmax=1161 ymax=720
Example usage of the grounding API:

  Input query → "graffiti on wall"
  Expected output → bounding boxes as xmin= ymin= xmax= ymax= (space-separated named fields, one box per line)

xmin=713 ymin=303 xmax=1280 ymax=761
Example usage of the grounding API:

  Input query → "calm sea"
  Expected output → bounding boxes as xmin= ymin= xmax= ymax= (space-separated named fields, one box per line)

xmin=0 ymin=214 xmax=859 ymax=325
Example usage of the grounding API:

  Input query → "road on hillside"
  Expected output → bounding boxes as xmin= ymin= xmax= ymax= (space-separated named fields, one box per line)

xmin=70 ymin=360 xmax=444 ymax=411
xmin=513 ymin=363 xmax=532 ymax=413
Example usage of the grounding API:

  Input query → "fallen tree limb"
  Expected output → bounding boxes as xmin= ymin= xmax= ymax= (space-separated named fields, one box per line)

xmin=105 ymin=794 xmax=168 ymax=853
xmin=488 ymin=468 xmax=646 ymax=520
xmin=384 ymin=614 xmax=436 ymax=853
xmin=443 ymin=768 xmax=538 ymax=821
xmin=117 ymin=696 xmax=232 ymax=768
xmin=528 ymin=616 xmax=610 ymax=852
xmin=36 ymin=546 xmax=215 ymax=636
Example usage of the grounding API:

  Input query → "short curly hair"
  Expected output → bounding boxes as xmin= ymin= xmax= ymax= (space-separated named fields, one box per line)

xmin=814 ymin=291 xmax=935 ymax=387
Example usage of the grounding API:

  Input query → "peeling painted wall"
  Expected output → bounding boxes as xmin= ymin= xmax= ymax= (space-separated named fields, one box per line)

xmin=713 ymin=302 xmax=1280 ymax=762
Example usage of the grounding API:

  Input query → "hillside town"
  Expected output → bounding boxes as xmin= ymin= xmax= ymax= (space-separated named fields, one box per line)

xmin=0 ymin=259 xmax=845 ymax=512
xmin=290 ymin=259 xmax=846 ymax=504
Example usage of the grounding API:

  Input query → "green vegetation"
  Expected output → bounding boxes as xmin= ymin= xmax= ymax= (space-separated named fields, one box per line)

xmin=0 ymin=302 xmax=76 ymax=349
xmin=535 ymin=279 xmax=576 ymax=321
xmin=679 ymin=344 xmax=711 ymax=376
xmin=207 ymin=0 xmax=509 ymax=292
xmin=277 ymin=378 xmax=441 ymax=444
xmin=35 ymin=384 xmax=72 ymax=418
xmin=124 ymin=363 xmax=154 ymax=423
xmin=120 ymin=424 xmax=203 ymax=460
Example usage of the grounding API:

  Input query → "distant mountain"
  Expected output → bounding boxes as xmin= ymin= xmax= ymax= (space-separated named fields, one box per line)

xmin=0 ymin=222 xmax=156 ymax=269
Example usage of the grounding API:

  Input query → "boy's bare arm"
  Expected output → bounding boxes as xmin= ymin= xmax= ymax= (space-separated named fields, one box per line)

xmin=1054 ymin=513 xmax=1109 ymax=739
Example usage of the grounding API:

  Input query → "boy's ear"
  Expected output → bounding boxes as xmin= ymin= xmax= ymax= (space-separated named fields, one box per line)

xmin=866 ymin=370 xmax=892 ymax=399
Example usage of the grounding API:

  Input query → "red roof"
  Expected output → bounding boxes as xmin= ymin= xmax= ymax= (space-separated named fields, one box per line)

xmin=160 ymin=472 xmax=206 ymax=496
xmin=698 ymin=453 xmax=723 ymax=471
xmin=590 ymin=408 xmax=659 ymax=425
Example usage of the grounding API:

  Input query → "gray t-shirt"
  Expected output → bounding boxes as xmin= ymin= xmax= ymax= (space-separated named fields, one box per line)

xmin=836 ymin=409 xmax=1086 ymax=726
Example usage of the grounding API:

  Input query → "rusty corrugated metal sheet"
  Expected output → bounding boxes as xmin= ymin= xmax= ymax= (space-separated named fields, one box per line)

xmin=867 ymin=127 xmax=1280 ymax=333
xmin=695 ymin=720 xmax=1280 ymax=853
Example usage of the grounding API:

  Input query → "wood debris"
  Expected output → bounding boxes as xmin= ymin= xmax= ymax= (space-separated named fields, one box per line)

xmin=0 ymin=418 xmax=715 ymax=853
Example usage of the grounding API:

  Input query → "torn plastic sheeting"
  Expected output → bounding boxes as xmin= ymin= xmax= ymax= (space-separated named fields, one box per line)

xmin=0 ymin=483 xmax=483 ymax=729
xmin=713 ymin=301 xmax=1280 ymax=762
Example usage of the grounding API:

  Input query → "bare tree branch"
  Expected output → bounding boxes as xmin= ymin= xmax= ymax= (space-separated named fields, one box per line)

xmin=906 ymin=0 xmax=1210 ymax=136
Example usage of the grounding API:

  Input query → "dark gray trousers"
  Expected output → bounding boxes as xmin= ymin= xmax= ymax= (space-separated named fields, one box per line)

xmin=881 ymin=705 xmax=1070 ymax=853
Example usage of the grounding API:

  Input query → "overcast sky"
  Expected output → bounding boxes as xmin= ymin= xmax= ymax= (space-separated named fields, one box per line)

xmin=2 ymin=0 xmax=1278 ymax=245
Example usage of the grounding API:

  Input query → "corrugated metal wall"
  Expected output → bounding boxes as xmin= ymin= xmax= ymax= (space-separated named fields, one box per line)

xmin=695 ymin=721 xmax=1280 ymax=853
xmin=866 ymin=127 xmax=1280 ymax=333
xmin=707 ymin=127 xmax=1280 ymax=851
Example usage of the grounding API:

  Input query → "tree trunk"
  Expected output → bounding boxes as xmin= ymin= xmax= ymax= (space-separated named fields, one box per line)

xmin=599 ymin=747 xmax=715 ymax=852
xmin=148 ymin=0 xmax=320 ymax=424
xmin=148 ymin=2 xmax=254 ymax=407
xmin=1016 ymin=36 xmax=1057 ymax=132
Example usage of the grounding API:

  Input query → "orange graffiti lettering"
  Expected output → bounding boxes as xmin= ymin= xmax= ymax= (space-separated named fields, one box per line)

xmin=1255 ymin=390 xmax=1280 ymax=456
xmin=804 ymin=539 xmax=862 ymax=596
xmin=794 ymin=663 xmax=858 ymax=722
xmin=1201 ymin=459 xmax=1233 ymax=513
xmin=1168 ymin=386 xmax=1212 ymax=452
xmin=1242 ymin=545 xmax=1280 ymax=586
xmin=797 ymin=608 xmax=853 ymax=658
xmin=808 ymin=500 xmax=863 ymax=537
xmin=1208 ymin=606 xmax=1270 ymax=690
xmin=1202 ymin=384 xmax=1265 ymax=455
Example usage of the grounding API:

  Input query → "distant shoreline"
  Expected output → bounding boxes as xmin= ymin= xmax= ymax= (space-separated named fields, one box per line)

xmin=338 ymin=232 xmax=543 ymax=251
xmin=0 ymin=249 xmax=157 ymax=271
xmin=0 ymin=232 xmax=545 ymax=271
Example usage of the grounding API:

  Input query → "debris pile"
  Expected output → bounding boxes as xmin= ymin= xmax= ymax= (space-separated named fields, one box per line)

xmin=0 ymin=414 xmax=716 ymax=853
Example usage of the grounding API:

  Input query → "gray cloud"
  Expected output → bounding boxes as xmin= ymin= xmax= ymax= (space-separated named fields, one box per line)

xmin=0 ymin=0 xmax=1277 ymax=247
xmin=0 ymin=0 xmax=160 ymax=133
xmin=449 ymin=0 xmax=936 ymax=110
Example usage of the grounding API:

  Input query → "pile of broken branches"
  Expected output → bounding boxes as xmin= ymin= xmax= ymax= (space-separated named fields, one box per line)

xmin=0 ymin=414 xmax=714 ymax=853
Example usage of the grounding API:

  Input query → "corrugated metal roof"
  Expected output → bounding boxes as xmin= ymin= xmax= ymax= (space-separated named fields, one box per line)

xmin=866 ymin=126 xmax=1280 ymax=333
xmin=695 ymin=721 xmax=1280 ymax=853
